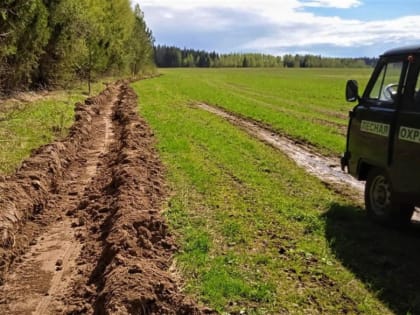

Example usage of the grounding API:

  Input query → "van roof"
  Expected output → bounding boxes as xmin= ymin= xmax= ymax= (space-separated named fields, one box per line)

xmin=382 ymin=45 xmax=420 ymax=57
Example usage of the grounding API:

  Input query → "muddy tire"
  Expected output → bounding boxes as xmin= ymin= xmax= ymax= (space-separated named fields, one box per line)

xmin=365 ymin=168 xmax=414 ymax=226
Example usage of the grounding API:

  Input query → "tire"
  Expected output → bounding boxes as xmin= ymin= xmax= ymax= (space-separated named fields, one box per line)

xmin=365 ymin=168 xmax=414 ymax=226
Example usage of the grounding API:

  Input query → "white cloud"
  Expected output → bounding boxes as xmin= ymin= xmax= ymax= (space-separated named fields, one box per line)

xmin=243 ymin=15 xmax=420 ymax=50
xmin=140 ymin=0 xmax=361 ymax=10
xmin=140 ymin=0 xmax=360 ymax=22
xmin=135 ymin=0 xmax=420 ymax=56
xmin=300 ymin=0 xmax=361 ymax=8
xmin=141 ymin=0 xmax=299 ymax=24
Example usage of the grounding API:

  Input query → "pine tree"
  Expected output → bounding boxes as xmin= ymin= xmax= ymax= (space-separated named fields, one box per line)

xmin=0 ymin=0 xmax=50 ymax=91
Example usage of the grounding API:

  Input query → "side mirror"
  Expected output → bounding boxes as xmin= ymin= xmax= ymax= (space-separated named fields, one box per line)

xmin=346 ymin=80 xmax=359 ymax=102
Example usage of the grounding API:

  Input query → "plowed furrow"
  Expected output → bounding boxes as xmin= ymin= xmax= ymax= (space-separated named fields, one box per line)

xmin=0 ymin=82 xmax=211 ymax=314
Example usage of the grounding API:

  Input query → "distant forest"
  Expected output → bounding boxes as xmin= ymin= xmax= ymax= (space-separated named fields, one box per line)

xmin=0 ymin=1 xmax=154 ymax=94
xmin=155 ymin=45 xmax=378 ymax=68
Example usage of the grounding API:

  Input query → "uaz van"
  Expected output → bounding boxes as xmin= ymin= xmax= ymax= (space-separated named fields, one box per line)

xmin=342 ymin=45 xmax=420 ymax=225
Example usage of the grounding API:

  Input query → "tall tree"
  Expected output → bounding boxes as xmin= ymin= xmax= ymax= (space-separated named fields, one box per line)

xmin=128 ymin=4 xmax=154 ymax=75
xmin=102 ymin=0 xmax=134 ymax=74
xmin=37 ymin=0 xmax=95 ymax=86
xmin=0 ymin=0 xmax=50 ymax=91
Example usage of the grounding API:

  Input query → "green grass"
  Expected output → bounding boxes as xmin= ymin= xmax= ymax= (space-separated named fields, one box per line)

xmin=146 ymin=68 xmax=371 ymax=155
xmin=131 ymin=69 xmax=420 ymax=314
xmin=0 ymin=80 xmax=109 ymax=174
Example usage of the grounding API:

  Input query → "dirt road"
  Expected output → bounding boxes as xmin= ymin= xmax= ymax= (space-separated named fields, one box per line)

xmin=0 ymin=82 xmax=209 ymax=314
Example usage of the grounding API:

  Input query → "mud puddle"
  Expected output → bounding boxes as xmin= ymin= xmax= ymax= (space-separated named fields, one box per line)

xmin=0 ymin=83 xmax=210 ymax=314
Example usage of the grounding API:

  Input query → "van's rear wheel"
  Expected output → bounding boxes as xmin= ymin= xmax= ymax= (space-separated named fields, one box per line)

xmin=365 ymin=168 xmax=413 ymax=225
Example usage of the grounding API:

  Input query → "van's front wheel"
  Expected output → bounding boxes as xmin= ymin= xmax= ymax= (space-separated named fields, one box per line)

xmin=365 ymin=168 xmax=413 ymax=225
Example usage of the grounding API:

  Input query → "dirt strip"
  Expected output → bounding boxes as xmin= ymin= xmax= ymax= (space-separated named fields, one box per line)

xmin=0 ymin=83 xmax=212 ymax=314
xmin=197 ymin=103 xmax=364 ymax=199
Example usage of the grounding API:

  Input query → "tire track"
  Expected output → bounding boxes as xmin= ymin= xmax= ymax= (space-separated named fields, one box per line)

xmin=197 ymin=102 xmax=364 ymax=199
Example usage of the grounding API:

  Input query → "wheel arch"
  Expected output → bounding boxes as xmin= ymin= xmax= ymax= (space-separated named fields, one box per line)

xmin=357 ymin=160 xmax=373 ymax=181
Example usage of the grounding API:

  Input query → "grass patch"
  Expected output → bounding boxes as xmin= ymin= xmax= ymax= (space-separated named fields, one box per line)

xmin=0 ymin=80 xmax=110 ymax=174
xmin=131 ymin=70 xmax=409 ymax=314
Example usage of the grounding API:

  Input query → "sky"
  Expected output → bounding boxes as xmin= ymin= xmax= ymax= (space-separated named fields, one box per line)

xmin=134 ymin=0 xmax=420 ymax=58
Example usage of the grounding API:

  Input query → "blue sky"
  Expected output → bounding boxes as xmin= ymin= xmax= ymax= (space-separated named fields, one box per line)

xmin=134 ymin=0 xmax=420 ymax=57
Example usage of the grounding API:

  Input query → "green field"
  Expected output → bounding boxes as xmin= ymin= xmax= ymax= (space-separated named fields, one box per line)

xmin=143 ymin=68 xmax=371 ymax=155
xmin=133 ymin=68 xmax=420 ymax=314
xmin=2 ymin=68 xmax=420 ymax=314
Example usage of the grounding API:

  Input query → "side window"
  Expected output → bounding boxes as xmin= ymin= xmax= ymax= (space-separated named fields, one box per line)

xmin=414 ymin=69 xmax=420 ymax=107
xmin=369 ymin=61 xmax=403 ymax=103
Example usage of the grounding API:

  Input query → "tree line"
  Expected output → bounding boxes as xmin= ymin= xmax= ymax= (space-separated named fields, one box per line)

xmin=154 ymin=46 xmax=283 ymax=68
xmin=282 ymin=54 xmax=375 ymax=68
xmin=0 ymin=1 xmax=154 ymax=95
xmin=154 ymin=45 xmax=377 ymax=69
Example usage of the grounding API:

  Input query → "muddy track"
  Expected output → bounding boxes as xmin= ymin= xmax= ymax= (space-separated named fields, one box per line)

xmin=197 ymin=103 xmax=420 ymax=221
xmin=197 ymin=103 xmax=364 ymax=200
xmin=0 ymin=83 xmax=211 ymax=314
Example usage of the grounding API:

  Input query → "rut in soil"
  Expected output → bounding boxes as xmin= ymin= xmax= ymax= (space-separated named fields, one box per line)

xmin=0 ymin=82 xmax=211 ymax=314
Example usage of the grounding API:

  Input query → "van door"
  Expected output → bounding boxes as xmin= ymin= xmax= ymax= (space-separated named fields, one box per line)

xmin=391 ymin=56 xmax=420 ymax=199
xmin=348 ymin=59 xmax=406 ymax=177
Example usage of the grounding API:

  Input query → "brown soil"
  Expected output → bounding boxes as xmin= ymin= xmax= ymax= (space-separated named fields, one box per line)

xmin=0 ymin=82 xmax=212 ymax=314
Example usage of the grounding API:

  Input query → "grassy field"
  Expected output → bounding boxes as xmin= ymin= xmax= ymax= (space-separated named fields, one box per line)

xmin=133 ymin=68 xmax=420 ymax=314
xmin=0 ymin=80 xmax=111 ymax=174
xmin=144 ymin=68 xmax=372 ymax=156
xmin=2 ymin=68 xmax=420 ymax=314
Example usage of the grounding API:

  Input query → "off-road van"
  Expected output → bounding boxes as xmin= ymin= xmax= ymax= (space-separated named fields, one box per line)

xmin=342 ymin=45 xmax=420 ymax=224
